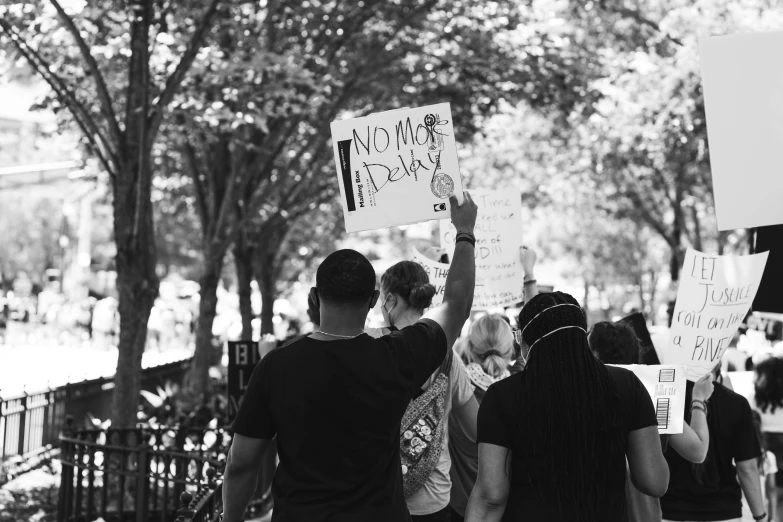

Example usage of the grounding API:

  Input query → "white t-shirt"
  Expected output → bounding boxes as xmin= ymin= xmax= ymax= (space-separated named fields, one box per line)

xmin=407 ymin=353 xmax=474 ymax=515
xmin=751 ymin=397 xmax=783 ymax=433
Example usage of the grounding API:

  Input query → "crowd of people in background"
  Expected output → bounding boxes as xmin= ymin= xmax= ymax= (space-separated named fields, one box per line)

xmin=216 ymin=191 xmax=783 ymax=522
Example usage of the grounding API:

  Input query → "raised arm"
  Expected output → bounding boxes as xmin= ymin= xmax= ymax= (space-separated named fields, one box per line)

xmin=669 ymin=374 xmax=713 ymax=463
xmin=520 ymin=246 xmax=538 ymax=301
xmin=423 ymin=192 xmax=478 ymax=349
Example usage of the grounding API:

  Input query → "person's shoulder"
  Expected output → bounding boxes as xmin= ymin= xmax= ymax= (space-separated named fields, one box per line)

xmin=487 ymin=370 xmax=524 ymax=395
xmin=717 ymin=382 xmax=753 ymax=411
xmin=382 ymin=318 xmax=445 ymax=340
xmin=605 ymin=364 xmax=636 ymax=383
xmin=605 ymin=365 xmax=649 ymax=395
xmin=264 ymin=335 xmax=312 ymax=362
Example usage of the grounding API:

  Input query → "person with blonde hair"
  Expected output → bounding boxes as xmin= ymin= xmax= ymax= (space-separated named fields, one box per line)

xmin=448 ymin=314 xmax=516 ymax=521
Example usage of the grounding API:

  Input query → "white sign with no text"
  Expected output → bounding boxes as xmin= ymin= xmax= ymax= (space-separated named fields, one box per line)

xmin=700 ymin=31 xmax=783 ymax=230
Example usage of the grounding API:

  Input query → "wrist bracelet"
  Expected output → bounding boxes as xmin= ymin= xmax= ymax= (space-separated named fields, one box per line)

xmin=691 ymin=405 xmax=706 ymax=414
xmin=455 ymin=231 xmax=475 ymax=240
xmin=456 ymin=236 xmax=476 ymax=248
xmin=524 ymin=279 xmax=537 ymax=285
xmin=753 ymin=512 xmax=767 ymax=521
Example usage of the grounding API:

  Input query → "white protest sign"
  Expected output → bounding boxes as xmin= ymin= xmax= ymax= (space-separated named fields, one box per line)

xmin=664 ymin=248 xmax=769 ymax=381
xmin=411 ymin=246 xmax=448 ymax=307
xmin=700 ymin=31 xmax=783 ymax=230
xmin=613 ymin=365 xmax=687 ymax=434
xmin=330 ymin=103 xmax=464 ymax=233
xmin=439 ymin=190 xmax=523 ymax=309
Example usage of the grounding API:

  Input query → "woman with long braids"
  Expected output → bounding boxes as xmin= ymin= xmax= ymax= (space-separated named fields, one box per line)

xmin=466 ymin=292 xmax=669 ymax=521
xmin=380 ymin=260 xmax=480 ymax=522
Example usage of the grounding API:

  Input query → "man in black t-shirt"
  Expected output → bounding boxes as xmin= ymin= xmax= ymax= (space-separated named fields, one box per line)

xmin=221 ymin=192 xmax=478 ymax=522
xmin=661 ymin=370 xmax=766 ymax=522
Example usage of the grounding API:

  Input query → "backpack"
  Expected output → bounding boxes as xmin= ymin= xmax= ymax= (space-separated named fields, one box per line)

xmin=400 ymin=349 xmax=453 ymax=497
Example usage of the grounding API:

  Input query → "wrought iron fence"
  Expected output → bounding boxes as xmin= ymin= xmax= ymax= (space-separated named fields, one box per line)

xmin=58 ymin=424 xmax=229 ymax=522
xmin=0 ymin=357 xmax=192 ymax=484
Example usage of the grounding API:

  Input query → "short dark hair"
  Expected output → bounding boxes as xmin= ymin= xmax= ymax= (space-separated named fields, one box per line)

xmin=588 ymin=321 xmax=643 ymax=365
xmin=316 ymin=250 xmax=376 ymax=306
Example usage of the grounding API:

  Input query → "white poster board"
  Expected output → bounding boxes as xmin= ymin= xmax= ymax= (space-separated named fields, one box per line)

xmin=699 ymin=31 xmax=783 ymax=230
xmin=613 ymin=365 xmax=687 ymax=434
xmin=439 ymin=190 xmax=524 ymax=309
xmin=664 ymin=248 xmax=769 ymax=381
xmin=330 ymin=103 xmax=464 ymax=233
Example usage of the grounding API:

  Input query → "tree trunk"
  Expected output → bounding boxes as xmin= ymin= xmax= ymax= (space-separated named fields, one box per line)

xmin=258 ymin=271 xmax=276 ymax=336
xmin=109 ymin=0 xmax=158 ymax=430
xmin=234 ymin=232 xmax=255 ymax=341
xmin=110 ymin=162 xmax=159 ymax=428
xmin=185 ymin=258 xmax=224 ymax=404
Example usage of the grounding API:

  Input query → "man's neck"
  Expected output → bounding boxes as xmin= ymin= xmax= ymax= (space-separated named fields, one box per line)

xmin=314 ymin=312 xmax=366 ymax=341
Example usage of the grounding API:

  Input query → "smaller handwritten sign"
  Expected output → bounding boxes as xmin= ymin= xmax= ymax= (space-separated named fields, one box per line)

xmin=612 ymin=365 xmax=687 ymax=434
xmin=440 ymin=190 xmax=524 ymax=309
xmin=664 ymin=248 xmax=769 ymax=381
xmin=412 ymin=247 xmax=449 ymax=307
xmin=227 ymin=340 xmax=260 ymax=420
xmin=330 ymin=103 xmax=464 ymax=232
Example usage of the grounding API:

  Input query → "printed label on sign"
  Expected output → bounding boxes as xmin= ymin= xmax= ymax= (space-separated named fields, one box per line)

xmin=612 ymin=364 xmax=687 ymax=434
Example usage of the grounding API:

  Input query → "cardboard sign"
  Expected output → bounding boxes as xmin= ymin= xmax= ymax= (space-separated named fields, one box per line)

xmin=439 ymin=190 xmax=524 ymax=309
xmin=613 ymin=365 xmax=687 ymax=434
xmin=664 ymin=249 xmax=769 ymax=381
xmin=330 ymin=103 xmax=464 ymax=233
xmin=699 ymin=31 xmax=783 ymax=230
xmin=227 ymin=340 xmax=260 ymax=420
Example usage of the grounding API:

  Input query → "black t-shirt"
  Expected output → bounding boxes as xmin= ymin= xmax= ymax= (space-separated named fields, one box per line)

xmin=661 ymin=383 xmax=761 ymax=521
xmin=477 ymin=366 xmax=657 ymax=522
xmin=230 ymin=319 xmax=447 ymax=522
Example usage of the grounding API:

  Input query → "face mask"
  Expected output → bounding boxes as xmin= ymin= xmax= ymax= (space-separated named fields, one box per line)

xmin=383 ymin=295 xmax=395 ymax=322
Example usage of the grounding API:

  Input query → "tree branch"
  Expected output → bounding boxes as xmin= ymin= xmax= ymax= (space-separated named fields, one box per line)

xmin=148 ymin=0 xmax=221 ymax=145
xmin=49 ymin=0 xmax=123 ymax=149
xmin=600 ymin=3 xmax=683 ymax=47
xmin=0 ymin=18 xmax=118 ymax=178
xmin=182 ymin=139 xmax=209 ymax=235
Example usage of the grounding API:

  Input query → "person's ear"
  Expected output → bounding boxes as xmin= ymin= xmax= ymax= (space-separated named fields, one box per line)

xmin=369 ymin=289 xmax=380 ymax=310
xmin=309 ymin=287 xmax=320 ymax=309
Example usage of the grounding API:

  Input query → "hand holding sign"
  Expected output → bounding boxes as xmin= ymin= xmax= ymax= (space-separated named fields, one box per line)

xmin=692 ymin=373 xmax=715 ymax=402
xmin=449 ymin=191 xmax=478 ymax=234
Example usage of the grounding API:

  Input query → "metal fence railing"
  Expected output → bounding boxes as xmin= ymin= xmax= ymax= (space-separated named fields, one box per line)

xmin=58 ymin=424 xmax=228 ymax=522
xmin=0 ymin=357 xmax=192 ymax=484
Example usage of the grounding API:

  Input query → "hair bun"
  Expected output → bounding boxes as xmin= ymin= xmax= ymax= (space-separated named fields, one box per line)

xmin=408 ymin=284 xmax=437 ymax=310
